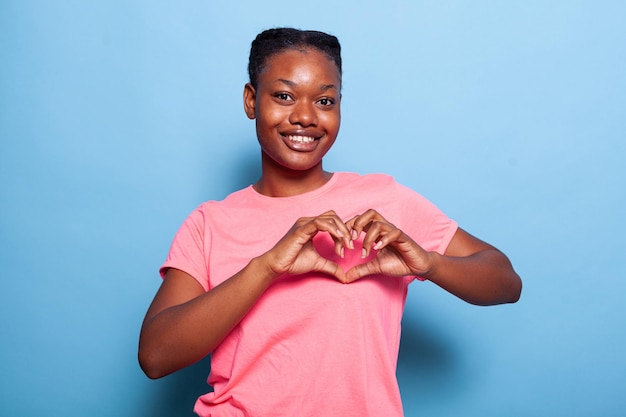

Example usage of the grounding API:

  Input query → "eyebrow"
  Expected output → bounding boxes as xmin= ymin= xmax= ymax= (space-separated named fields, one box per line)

xmin=276 ymin=78 xmax=338 ymax=91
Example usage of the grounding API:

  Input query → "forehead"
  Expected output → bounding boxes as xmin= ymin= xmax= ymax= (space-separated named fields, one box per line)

xmin=259 ymin=48 xmax=341 ymax=87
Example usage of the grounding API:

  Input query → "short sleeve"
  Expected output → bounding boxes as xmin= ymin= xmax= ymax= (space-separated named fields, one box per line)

xmin=390 ymin=179 xmax=458 ymax=258
xmin=159 ymin=206 xmax=211 ymax=291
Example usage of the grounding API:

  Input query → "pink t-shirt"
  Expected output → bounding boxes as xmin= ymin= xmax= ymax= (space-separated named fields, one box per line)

xmin=161 ymin=172 xmax=458 ymax=417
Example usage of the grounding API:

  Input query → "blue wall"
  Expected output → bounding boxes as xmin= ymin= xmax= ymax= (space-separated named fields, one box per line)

xmin=1 ymin=1 xmax=624 ymax=416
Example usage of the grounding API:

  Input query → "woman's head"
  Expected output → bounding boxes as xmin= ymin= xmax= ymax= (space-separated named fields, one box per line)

xmin=248 ymin=28 xmax=342 ymax=89
xmin=243 ymin=29 xmax=342 ymax=183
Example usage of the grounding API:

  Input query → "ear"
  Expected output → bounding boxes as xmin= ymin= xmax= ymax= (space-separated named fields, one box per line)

xmin=243 ymin=83 xmax=257 ymax=120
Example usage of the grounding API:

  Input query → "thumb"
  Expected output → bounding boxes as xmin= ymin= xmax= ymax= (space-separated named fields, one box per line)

xmin=345 ymin=262 xmax=378 ymax=284
xmin=315 ymin=258 xmax=348 ymax=283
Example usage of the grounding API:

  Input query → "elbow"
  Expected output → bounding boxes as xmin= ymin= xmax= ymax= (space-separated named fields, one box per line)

xmin=138 ymin=345 xmax=171 ymax=380
xmin=507 ymin=265 xmax=523 ymax=303
xmin=475 ymin=272 xmax=522 ymax=306
xmin=498 ymin=252 xmax=522 ymax=304
xmin=138 ymin=353 xmax=161 ymax=380
xmin=510 ymin=273 xmax=522 ymax=303
xmin=495 ymin=255 xmax=522 ymax=305
xmin=139 ymin=363 xmax=163 ymax=381
xmin=499 ymin=271 xmax=522 ymax=305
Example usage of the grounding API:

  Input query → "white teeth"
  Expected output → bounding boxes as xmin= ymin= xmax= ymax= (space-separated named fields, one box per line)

xmin=287 ymin=135 xmax=315 ymax=144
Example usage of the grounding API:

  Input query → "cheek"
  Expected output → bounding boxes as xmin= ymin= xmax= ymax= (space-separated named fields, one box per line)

xmin=322 ymin=112 xmax=341 ymax=135
xmin=257 ymin=102 xmax=288 ymax=126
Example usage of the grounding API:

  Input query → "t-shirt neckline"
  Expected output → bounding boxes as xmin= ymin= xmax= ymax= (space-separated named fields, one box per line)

xmin=246 ymin=172 xmax=342 ymax=203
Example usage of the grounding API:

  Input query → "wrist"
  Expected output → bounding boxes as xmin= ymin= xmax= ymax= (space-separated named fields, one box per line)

xmin=249 ymin=254 xmax=282 ymax=286
xmin=416 ymin=251 xmax=440 ymax=282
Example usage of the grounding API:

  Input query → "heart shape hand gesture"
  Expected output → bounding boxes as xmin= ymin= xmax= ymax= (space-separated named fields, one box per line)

xmin=262 ymin=209 xmax=434 ymax=284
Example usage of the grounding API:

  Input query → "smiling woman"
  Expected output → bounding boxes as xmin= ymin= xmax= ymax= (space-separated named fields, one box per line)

xmin=138 ymin=27 xmax=521 ymax=417
xmin=243 ymin=47 xmax=342 ymax=195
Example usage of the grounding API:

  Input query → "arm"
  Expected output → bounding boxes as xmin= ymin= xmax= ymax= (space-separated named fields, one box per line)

xmin=138 ymin=259 xmax=275 ymax=379
xmin=424 ymin=227 xmax=521 ymax=305
xmin=345 ymin=210 xmax=521 ymax=306
xmin=138 ymin=211 xmax=352 ymax=379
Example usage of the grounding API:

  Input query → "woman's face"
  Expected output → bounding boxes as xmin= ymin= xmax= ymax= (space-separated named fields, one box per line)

xmin=244 ymin=47 xmax=341 ymax=174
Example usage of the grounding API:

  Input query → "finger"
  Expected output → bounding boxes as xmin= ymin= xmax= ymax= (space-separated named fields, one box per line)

xmin=346 ymin=209 xmax=375 ymax=237
xmin=347 ymin=209 xmax=387 ymax=241
xmin=370 ymin=228 xmax=403 ymax=252
xmin=310 ymin=213 xmax=352 ymax=257
xmin=315 ymin=257 xmax=348 ymax=283
xmin=335 ymin=237 xmax=346 ymax=259
xmin=330 ymin=215 xmax=354 ymax=252
xmin=301 ymin=213 xmax=342 ymax=238
xmin=344 ymin=261 xmax=378 ymax=283
xmin=360 ymin=221 xmax=390 ymax=258
xmin=345 ymin=215 xmax=360 ymax=241
xmin=323 ymin=211 xmax=354 ymax=251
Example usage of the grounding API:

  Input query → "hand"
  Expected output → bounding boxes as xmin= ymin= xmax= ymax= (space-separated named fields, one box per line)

xmin=345 ymin=209 xmax=433 ymax=283
xmin=262 ymin=210 xmax=353 ymax=283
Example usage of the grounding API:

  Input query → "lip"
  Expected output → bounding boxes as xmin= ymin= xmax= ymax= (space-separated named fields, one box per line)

xmin=280 ymin=130 xmax=324 ymax=151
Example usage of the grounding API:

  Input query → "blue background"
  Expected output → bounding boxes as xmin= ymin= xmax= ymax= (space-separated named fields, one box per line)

xmin=1 ymin=1 xmax=624 ymax=416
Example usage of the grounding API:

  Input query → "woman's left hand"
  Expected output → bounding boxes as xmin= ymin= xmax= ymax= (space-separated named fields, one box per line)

xmin=344 ymin=209 xmax=432 ymax=283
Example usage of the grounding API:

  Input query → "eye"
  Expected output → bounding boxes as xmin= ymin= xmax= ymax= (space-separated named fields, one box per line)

xmin=317 ymin=97 xmax=335 ymax=107
xmin=273 ymin=92 xmax=293 ymax=102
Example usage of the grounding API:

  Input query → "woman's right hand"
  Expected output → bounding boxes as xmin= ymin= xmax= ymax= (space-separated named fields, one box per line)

xmin=261 ymin=210 xmax=353 ymax=283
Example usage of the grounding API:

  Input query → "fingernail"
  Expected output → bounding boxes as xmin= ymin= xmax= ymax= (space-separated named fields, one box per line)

xmin=336 ymin=228 xmax=344 ymax=237
xmin=361 ymin=248 xmax=366 ymax=258
xmin=351 ymin=230 xmax=358 ymax=240
xmin=340 ymin=247 xmax=344 ymax=258
xmin=349 ymin=239 xmax=354 ymax=250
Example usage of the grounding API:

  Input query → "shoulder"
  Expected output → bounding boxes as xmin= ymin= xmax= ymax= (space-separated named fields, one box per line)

xmin=335 ymin=172 xmax=441 ymax=212
xmin=334 ymin=172 xmax=397 ymax=189
xmin=192 ymin=186 xmax=255 ymax=214
xmin=335 ymin=172 xmax=418 ymax=200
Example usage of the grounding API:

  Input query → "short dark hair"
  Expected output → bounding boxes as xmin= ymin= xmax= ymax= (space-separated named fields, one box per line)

xmin=248 ymin=27 xmax=342 ymax=88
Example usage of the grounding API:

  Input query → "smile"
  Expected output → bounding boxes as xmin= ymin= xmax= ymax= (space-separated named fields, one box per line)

xmin=286 ymin=135 xmax=316 ymax=144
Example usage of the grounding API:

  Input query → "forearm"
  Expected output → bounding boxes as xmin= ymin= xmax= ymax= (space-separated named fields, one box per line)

xmin=423 ymin=249 xmax=522 ymax=306
xmin=139 ymin=257 xmax=276 ymax=379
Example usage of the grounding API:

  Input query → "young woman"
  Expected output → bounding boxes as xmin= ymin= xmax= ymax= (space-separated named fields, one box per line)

xmin=139 ymin=28 xmax=521 ymax=416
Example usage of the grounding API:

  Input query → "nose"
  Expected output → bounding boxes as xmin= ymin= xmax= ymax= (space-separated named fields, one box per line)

xmin=288 ymin=101 xmax=318 ymax=127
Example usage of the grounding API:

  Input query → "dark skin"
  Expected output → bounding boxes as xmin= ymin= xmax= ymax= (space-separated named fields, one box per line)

xmin=138 ymin=48 xmax=522 ymax=379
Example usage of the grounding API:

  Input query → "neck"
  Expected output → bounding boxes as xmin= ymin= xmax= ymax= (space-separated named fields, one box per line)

xmin=254 ymin=158 xmax=333 ymax=197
